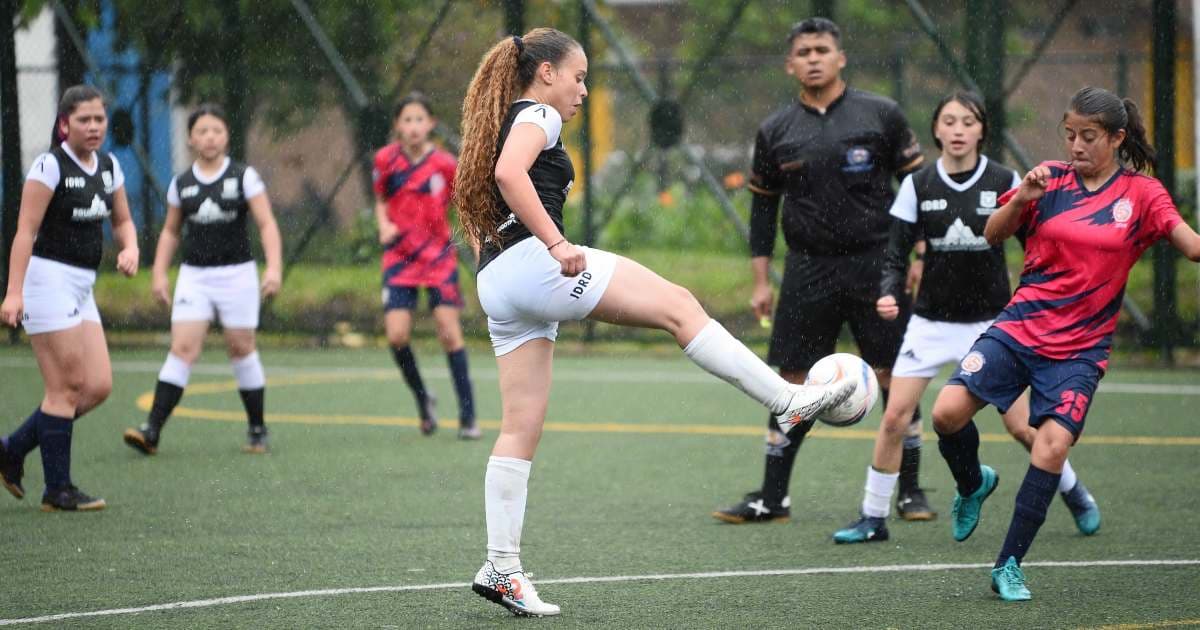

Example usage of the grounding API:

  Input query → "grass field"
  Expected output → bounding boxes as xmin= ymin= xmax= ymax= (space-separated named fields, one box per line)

xmin=1 ymin=344 xmax=1198 ymax=628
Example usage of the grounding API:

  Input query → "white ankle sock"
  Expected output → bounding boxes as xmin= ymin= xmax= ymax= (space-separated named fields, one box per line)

xmin=862 ymin=466 xmax=898 ymax=518
xmin=682 ymin=319 xmax=791 ymax=414
xmin=1058 ymin=459 xmax=1078 ymax=493
xmin=485 ymin=456 xmax=531 ymax=573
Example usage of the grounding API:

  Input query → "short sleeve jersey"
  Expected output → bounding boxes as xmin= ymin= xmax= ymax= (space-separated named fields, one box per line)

xmin=167 ymin=157 xmax=264 ymax=267
xmin=750 ymin=88 xmax=922 ymax=256
xmin=889 ymin=156 xmax=1021 ymax=322
xmin=992 ymin=161 xmax=1183 ymax=368
xmin=26 ymin=143 xmax=124 ymax=270
xmin=477 ymin=100 xmax=573 ymax=271
xmin=372 ymin=144 xmax=459 ymax=287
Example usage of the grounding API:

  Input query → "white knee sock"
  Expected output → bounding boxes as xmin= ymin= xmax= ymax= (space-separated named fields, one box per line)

xmin=862 ymin=466 xmax=899 ymax=518
xmin=485 ymin=456 xmax=531 ymax=572
xmin=682 ymin=319 xmax=792 ymax=414
xmin=1058 ymin=459 xmax=1078 ymax=493
xmin=231 ymin=352 xmax=265 ymax=390
xmin=158 ymin=353 xmax=191 ymax=388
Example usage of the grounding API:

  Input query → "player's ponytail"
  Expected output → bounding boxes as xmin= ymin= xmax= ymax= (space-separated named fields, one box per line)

xmin=1067 ymin=86 xmax=1157 ymax=173
xmin=455 ymin=28 xmax=579 ymax=247
xmin=49 ymin=84 xmax=105 ymax=149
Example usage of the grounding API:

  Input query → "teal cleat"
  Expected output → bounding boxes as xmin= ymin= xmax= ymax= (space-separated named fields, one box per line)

xmin=1062 ymin=482 xmax=1101 ymax=535
xmin=991 ymin=556 xmax=1032 ymax=601
xmin=951 ymin=464 xmax=998 ymax=542
xmin=833 ymin=514 xmax=889 ymax=544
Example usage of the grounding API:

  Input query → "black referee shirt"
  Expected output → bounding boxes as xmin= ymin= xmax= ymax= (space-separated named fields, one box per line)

xmin=749 ymin=87 xmax=922 ymax=258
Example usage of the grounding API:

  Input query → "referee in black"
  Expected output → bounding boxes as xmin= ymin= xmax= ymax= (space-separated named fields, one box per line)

xmin=714 ymin=17 xmax=930 ymax=524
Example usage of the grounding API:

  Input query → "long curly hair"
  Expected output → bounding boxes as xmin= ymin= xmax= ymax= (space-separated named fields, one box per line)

xmin=454 ymin=28 xmax=579 ymax=246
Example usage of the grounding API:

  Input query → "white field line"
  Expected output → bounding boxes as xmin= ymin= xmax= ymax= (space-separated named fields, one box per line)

xmin=0 ymin=559 xmax=1196 ymax=626
xmin=1 ymin=357 xmax=1199 ymax=395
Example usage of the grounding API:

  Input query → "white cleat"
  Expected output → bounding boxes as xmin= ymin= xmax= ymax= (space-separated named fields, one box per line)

xmin=472 ymin=560 xmax=561 ymax=617
xmin=774 ymin=380 xmax=857 ymax=433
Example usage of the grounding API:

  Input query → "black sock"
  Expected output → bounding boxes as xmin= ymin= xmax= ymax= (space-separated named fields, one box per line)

xmin=996 ymin=464 xmax=1060 ymax=567
xmin=761 ymin=414 xmax=814 ymax=506
xmin=391 ymin=345 xmax=429 ymax=412
xmin=147 ymin=380 xmax=184 ymax=432
xmin=937 ymin=420 xmax=983 ymax=496
xmin=239 ymin=388 xmax=265 ymax=430
xmin=446 ymin=348 xmax=475 ymax=427
xmin=6 ymin=408 xmax=42 ymax=457
xmin=36 ymin=410 xmax=74 ymax=490
xmin=899 ymin=442 xmax=921 ymax=494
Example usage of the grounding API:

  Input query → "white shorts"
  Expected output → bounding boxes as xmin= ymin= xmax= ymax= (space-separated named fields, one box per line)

xmin=172 ymin=261 xmax=260 ymax=329
xmin=21 ymin=256 xmax=101 ymax=335
xmin=477 ymin=237 xmax=618 ymax=356
xmin=892 ymin=314 xmax=994 ymax=378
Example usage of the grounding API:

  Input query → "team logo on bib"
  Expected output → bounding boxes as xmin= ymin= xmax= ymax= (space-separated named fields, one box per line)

xmin=979 ymin=190 xmax=997 ymax=208
xmin=101 ymin=170 xmax=113 ymax=192
xmin=222 ymin=178 xmax=239 ymax=199
xmin=960 ymin=351 xmax=985 ymax=374
xmin=1112 ymin=198 xmax=1133 ymax=225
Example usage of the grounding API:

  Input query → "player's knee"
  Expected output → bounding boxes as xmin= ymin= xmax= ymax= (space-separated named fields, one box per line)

xmin=662 ymin=284 xmax=705 ymax=331
xmin=387 ymin=327 xmax=411 ymax=348
xmin=880 ymin=408 xmax=912 ymax=438
xmin=170 ymin=339 xmax=202 ymax=363
xmin=435 ymin=326 xmax=461 ymax=351
xmin=931 ymin=400 xmax=968 ymax=435
xmin=225 ymin=337 xmax=256 ymax=359
xmin=84 ymin=377 xmax=112 ymax=408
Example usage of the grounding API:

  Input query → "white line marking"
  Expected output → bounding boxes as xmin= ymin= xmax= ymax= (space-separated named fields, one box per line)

xmin=1 ymin=357 xmax=1199 ymax=394
xmin=1 ymin=559 xmax=1196 ymax=626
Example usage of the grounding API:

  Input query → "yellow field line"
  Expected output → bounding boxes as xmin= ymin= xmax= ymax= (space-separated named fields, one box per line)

xmin=133 ymin=374 xmax=1200 ymax=446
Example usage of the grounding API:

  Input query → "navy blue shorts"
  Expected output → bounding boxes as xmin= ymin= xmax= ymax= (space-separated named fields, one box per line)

xmin=382 ymin=284 xmax=464 ymax=312
xmin=947 ymin=330 xmax=1101 ymax=441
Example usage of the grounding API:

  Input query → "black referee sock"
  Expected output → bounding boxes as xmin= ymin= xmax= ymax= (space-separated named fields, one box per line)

xmin=761 ymin=413 xmax=814 ymax=507
xmin=937 ymin=420 xmax=983 ymax=496
xmin=446 ymin=349 xmax=475 ymax=427
xmin=238 ymin=388 xmax=265 ymax=430
xmin=147 ymin=380 xmax=185 ymax=432
xmin=391 ymin=345 xmax=430 ymax=412
xmin=996 ymin=464 xmax=1059 ymax=567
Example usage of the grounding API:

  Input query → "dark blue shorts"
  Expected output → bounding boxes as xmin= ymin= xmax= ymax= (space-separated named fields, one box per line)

xmin=947 ymin=330 xmax=1102 ymax=441
xmin=382 ymin=284 xmax=464 ymax=312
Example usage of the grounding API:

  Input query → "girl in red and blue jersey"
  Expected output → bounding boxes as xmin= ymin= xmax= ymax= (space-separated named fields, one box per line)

xmin=373 ymin=92 xmax=476 ymax=439
xmin=932 ymin=87 xmax=1200 ymax=601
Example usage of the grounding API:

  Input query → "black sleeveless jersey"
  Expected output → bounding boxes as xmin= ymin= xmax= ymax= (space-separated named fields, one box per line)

xmin=175 ymin=161 xmax=254 ymax=267
xmin=32 ymin=145 xmax=115 ymax=270
xmin=477 ymin=101 xmax=575 ymax=271
xmin=883 ymin=156 xmax=1019 ymax=322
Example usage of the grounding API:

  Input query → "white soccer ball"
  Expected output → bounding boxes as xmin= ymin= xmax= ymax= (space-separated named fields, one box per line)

xmin=804 ymin=353 xmax=880 ymax=427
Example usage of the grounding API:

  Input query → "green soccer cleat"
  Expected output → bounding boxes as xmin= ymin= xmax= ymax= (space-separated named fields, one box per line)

xmin=1061 ymin=482 xmax=1101 ymax=536
xmin=990 ymin=556 xmax=1032 ymax=601
xmin=951 ymin=464 xmax=998 ymax=542
xmin=833 ymin=514 xmax=889 ymax=544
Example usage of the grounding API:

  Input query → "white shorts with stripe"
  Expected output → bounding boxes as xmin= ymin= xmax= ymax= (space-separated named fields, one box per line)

xmin=892 ymin=314 xmax=994 ymax=378
xmin=477 ymin=236 xmax=618 ymax=356
xmin=171 ymin=261 xmax=260 ymax=329
xmin=21 ymin=256 xmax=101 ymax=335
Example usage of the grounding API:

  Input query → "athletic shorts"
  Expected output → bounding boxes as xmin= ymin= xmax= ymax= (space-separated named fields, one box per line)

xmin=892 ymin=315 xmax=994 ymax=378
xmin=172 ymin=261 xmax=260 ymax=329
xmin=21 ymin=256 xmax=101 ymax=335
xmin=948 ymin=330 xmax=1101 ymax=441
xmin=382 ymin=278 xmax=464 ymax=312
xmin=476 ymin=236 xmax=618 ymax=356
xmin=769 ymin=250 xmax=908 ymax=372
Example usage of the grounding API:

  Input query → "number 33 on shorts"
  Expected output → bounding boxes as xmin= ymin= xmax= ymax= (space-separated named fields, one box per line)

xmin=1055 ymin=390 xmax=1091 ymax=423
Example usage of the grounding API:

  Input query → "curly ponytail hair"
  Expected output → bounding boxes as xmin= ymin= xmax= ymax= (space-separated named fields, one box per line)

xmin=454 ymin=28 xmax=579 ymax=247
xmin=1067 ymin=86 xmax=1157 ymax=173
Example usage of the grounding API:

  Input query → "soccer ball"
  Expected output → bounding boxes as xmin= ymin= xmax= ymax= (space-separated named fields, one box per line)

xmin=804 ymin=353 xmax=880 ymax=427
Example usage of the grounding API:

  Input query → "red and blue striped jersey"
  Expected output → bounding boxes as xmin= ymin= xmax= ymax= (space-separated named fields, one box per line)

xmin=994 ymin=161 xmax=1183 ymax=368
xmin=373 ymin=144 xmax=458 ymax=288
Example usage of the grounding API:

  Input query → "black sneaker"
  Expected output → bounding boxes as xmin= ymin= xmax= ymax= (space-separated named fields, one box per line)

xmin=0 ymin=438 xmax=25 ymax=499
xmin=711 ymin=491 xmax=790 ymax=524
xmin=833 ymin=514 xmax=890 ymax=544
xmin=896 ymin=487 xmax=937 ymax=521
xmin=419 ymin=394 xmax=438 ymax=436
xmin=41 ymin=485 xmax=106 ymax=512
xmin=242 ymin=426 xmax=269 ymax=454
xmin=122 ymin=424 xmax=160 ymax=455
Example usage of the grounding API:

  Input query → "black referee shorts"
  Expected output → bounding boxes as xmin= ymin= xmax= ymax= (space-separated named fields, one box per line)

xmin=767 ymin=250 xmax=910 ymax=374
